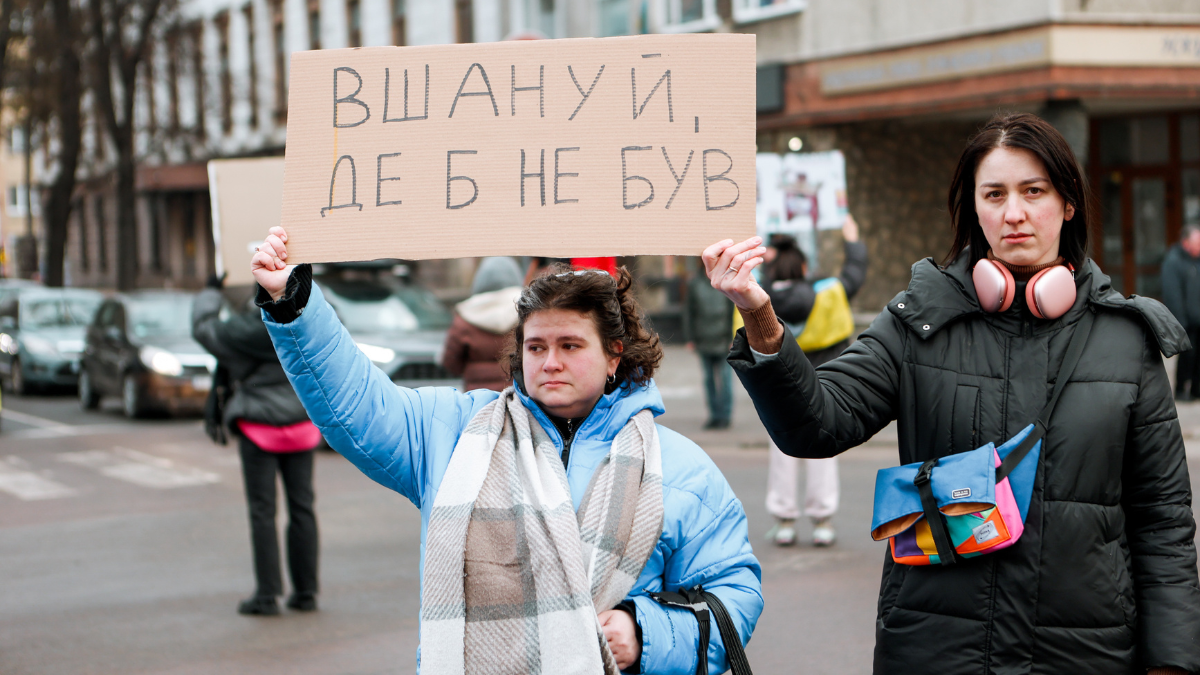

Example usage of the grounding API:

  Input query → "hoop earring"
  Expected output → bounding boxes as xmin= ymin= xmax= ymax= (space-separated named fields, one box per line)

xmin=607 ymin=373 xmax=616 ymax=384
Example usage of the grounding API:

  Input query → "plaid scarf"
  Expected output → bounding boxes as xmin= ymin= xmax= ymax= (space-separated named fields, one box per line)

xmin=420 ymin=388 xmax=663 ymax=675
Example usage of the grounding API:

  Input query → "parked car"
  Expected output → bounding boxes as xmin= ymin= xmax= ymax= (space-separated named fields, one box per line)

xmin=0 ymin=278 xmax=38 ymax=307
xmin=79 ymin=291 xmax=216 ymax=418
xmin=0 ymin=287 xmax=104 ymax=394
xmin=314 ymin=274 xmax=458 ymax=387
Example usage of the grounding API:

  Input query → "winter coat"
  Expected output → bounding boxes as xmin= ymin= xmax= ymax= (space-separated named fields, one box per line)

xmin=191 ymin=288 xmax=309 ymax=432
xmin=729 ymin=250 xmax=1200 ymax=674
xmin=767 ymin=239 xmax=868 ymax=367
xmin=683 ymin=275 xmax=736 ymax=356
xmin=441 ymin=286 xmax=521 ymax=392
xmin=1161 ymin=243 xmax=1200 ymax=329
xmin=264 ymin=282 xmax=763 ymax=674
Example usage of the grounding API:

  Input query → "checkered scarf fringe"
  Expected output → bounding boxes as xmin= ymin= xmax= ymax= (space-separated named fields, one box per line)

xmin=420 ymin=388 xmax=663 ymax=675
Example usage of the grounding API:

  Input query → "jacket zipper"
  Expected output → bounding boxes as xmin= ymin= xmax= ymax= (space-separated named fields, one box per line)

xmin=561 ymin=418 xmax=575 ymax=470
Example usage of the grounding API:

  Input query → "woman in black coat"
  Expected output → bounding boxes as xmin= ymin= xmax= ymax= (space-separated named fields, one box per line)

xmin=704 ymin=113 xmax=1200 ymax=674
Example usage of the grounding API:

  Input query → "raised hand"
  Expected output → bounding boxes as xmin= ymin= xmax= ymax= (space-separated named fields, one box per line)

xmin=251 ymin=226 xmax=295 ymax=301
xmin=702 ymin=236 xmax=769 ymax=311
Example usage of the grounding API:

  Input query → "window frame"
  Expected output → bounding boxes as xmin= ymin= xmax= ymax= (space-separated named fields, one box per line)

xmin=655 ymin=0 xmax=718 ymax=34
xmin=731 ymin=0 xmax=804 ymax=25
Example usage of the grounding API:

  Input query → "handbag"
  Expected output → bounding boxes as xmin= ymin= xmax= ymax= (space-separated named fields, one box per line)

xmin=870 ymin=311 xmax=1094 ymax=566
xmin=650 ymin=586 xmax=752 ymax=675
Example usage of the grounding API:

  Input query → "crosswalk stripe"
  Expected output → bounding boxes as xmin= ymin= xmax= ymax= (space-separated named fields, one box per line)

xmin=57 ymin=448 xmax=221 ymax=489
xmin=0 ymin=457 xmax=77 ymax=501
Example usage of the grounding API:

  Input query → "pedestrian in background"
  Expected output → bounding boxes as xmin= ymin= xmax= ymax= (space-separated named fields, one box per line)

xmin=1161 ymin=224 xmax=1200 ymax=401
xmin=441 ymin=256 xmax=524 ymax=392
xmin=708 ymin=112 xmax=1200 ymax=674
xmin=193 ymin=277 xmax=320 ymax=617
xmin=762 ymin=216 xmax=867 ymax=548
xmin=682 ymin=258 xmax=736 ymax=429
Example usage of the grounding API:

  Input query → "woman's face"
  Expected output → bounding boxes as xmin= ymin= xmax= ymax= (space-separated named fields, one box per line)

xmin=974 ymin=146 xmax=1075 ymax=267
xmin=522 ymin=309 xmax=621 ymax=419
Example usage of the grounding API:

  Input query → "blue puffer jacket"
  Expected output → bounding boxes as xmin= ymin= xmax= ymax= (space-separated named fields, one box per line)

xmin=263 ymin=283 xmax=763 ymax=674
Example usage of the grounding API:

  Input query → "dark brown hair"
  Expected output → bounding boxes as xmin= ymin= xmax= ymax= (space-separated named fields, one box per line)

xmin=769 ymin=235 xmax=807 ymax=282
xmin=504 ymin=264 xmax=663 ymax=393
xmin=946 ymin=112 xmax=1095 ymax=268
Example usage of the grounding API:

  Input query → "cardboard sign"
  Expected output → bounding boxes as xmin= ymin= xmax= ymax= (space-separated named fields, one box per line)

xmin=208 ymin=157 xmax=285 ymax=286
xmin=281 ymin=34 xmax=756 ymax=263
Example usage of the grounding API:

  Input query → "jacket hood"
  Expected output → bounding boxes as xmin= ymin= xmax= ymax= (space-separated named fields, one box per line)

xmin=471 ymin=257 xmax=524 ymax=295
xmin=456 ymin=286 xmax=522 ymax=334
xmin=515 ymin=377 xmax=666 ymax=446
xmin=887 ymin=249 xmax=1190 ymax=357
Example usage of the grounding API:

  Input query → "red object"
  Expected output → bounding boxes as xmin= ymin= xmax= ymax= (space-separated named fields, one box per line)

xmin=237 ymin=419 xmax=322 ymax=452
xmin=571 ymin=257 xmax=618 ymax=275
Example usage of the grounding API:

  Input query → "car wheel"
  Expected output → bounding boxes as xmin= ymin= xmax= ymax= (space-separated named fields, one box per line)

xmin=122 ymin=374 xmax=146 ymax=419
xmin=79 ymin=369 xmax=100 ymax=410
xmin=10 ymin=358 xmax=28 ymax=396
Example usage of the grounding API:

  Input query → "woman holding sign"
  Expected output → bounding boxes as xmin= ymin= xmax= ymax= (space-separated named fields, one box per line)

xmin=706 ymin=113 xmax=1200 ymax=674
xmin=251 ymin=228 xmax=761 ymax=675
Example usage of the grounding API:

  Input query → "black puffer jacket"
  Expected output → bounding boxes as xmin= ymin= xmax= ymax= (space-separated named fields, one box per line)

xmin=192 ymin=288 xmax=308 ymax=433
xmin=730 ymin=251 xmax=1200 ymax=674
xmin=767 ymin=239 xmax=868 ymax=367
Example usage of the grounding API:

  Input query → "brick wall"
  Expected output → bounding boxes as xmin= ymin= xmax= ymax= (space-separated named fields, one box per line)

xmin=813 ymin=118 xmax=983 ymax=314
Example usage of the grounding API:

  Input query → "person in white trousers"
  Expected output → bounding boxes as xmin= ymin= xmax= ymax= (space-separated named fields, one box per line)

xmin=757 ymin=217 xmax=867 ymax=547
xmin=765 ymin=445 xmax=838 ymax=546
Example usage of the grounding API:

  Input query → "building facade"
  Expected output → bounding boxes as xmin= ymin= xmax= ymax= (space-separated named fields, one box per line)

xmin=749 ymin=0 xmax=1200 ymax=311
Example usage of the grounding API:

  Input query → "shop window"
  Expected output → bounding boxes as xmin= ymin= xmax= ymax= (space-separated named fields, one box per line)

xmin=245 ymin=4 xmax=259 ymax=129
xmin=732 ymin=0 xmax=804 ymax=25
xmin=347 ymin=0 xmax=361 ymax=47
xmin=392 ymin=0 xmax=406 ymax=45
xmin=598 ymin=0 xmax=628 ymax=36
xmin=166 ymin=27 xmax=181 ymax=133
xmin=656 ymin=0 xmax=717 ymax=33
xmin=216 ymin=12 xmax=232 ymax=134
xmin=308 ymin=0 xmax=321 ymax=50
xmin=272 ymin=0 xmax=287 ymax=123
xmin=1181 ymin=114 xmax=1199 ymax=163
xmin=455 ymin=0 xmax=473 ymax=43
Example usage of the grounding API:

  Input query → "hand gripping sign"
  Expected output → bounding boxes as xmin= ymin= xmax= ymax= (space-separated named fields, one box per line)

xmin=279 ymin=33 xmax=756 ymax=263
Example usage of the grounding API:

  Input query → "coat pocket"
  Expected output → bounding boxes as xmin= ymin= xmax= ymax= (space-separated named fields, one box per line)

xmin=952 ymin=385 xmax=980 ymax=451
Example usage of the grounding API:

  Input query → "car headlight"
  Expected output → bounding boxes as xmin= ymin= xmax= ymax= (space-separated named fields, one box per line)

xmin=140 ymin=346 xmax=183 ymax=376
xmin=0 ymin=333 xmax=15 ymax=355
xmin=22 ymin=335 xmax=58 ymax=357
xmin=355 ymin=342 xmax=396 ymax=364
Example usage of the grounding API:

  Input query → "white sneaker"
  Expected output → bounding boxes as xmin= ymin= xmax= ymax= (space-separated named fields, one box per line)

xmin=767 ymin=519 xmax=797 ymax=547
xmin=812 ymin=517 xmax=836 ymax=547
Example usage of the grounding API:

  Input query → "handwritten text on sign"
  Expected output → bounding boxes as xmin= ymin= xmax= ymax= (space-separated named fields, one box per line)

xmin=280 ymin=34 xmax=756 ymax=263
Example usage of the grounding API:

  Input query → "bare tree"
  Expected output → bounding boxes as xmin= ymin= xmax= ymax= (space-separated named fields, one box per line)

xmin=34 ymin=0 xmax=83 ymax=287
xmin=87 ymin=0 xmax=168 ymax=290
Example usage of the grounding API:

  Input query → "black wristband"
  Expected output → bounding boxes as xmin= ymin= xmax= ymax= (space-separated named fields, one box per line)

xmin=255 ymin=264 xmax=313 ymax=324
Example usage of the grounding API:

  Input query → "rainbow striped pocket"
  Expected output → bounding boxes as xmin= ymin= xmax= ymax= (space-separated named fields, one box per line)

xmin=871 ymin=424 xmax=1041 ymax=566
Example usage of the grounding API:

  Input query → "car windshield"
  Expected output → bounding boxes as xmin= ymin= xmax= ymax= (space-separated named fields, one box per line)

xmin=22 ymin=296 xmax=102 ymax=329
xmin=127 ymin=297 xmax=194 ymax=338
xmin=319 ymin=280 xmax=451 ymax=333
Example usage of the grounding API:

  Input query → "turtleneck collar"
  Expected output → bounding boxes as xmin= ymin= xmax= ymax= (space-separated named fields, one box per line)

xmin=986 ymin=249 xmax=1066 ymax=282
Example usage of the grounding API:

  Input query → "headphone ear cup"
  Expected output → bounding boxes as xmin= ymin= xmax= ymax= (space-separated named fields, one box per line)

xmin=1026 ymin=265 xmax=1077 ymax=320
xmin=972 ymin=259 xmax=1016 ymax=313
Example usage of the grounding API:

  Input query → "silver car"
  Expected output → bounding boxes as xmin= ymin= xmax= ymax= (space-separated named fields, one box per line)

xmin=315 ymin=277 xmax=457 ymax=387
xmin=0 ymin=287 xmax=105 ymax=394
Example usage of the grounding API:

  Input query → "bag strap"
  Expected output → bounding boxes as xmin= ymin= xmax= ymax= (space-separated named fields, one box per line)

xmin=649 ymin=586 xmax=753 ymax=675
xmin=995 ymin=310 xmax=1094 ymax=482
xmin=914 ymin=458 xmax=959 ymax=566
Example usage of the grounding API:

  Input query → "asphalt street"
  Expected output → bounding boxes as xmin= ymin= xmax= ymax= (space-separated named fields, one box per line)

xmin=2 ymin=345 xmax=1199 ymax=674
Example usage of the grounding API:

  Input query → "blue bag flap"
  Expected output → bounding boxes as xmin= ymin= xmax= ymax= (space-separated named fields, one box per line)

xmin=871 ymin=444 xmax=997 ymax=540
xmin=994 ymin=423 xmax=1040 ymax=521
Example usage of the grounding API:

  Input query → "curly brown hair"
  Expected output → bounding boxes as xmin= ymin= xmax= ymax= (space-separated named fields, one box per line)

xmin=504 ymin=264 xmax=663 ymax=394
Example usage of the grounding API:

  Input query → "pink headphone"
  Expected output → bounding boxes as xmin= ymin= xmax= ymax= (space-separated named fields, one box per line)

xmin=972 ymin=259 xmax=1077 ymax=320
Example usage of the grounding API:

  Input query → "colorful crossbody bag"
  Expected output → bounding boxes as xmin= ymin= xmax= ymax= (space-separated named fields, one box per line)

xmin=870 ymin=311 xmax=1093 ymax=566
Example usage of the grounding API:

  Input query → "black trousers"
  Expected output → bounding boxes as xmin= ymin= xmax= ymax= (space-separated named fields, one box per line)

xmin=238 ymin=436 xmax=319 ymax=598
xmin=1177 ymin=327 xmax=1200 ymax=397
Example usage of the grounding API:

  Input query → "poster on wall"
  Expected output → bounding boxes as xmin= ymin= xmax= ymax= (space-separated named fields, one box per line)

xmin=755 ymin=150 xmax=849 ymax=274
